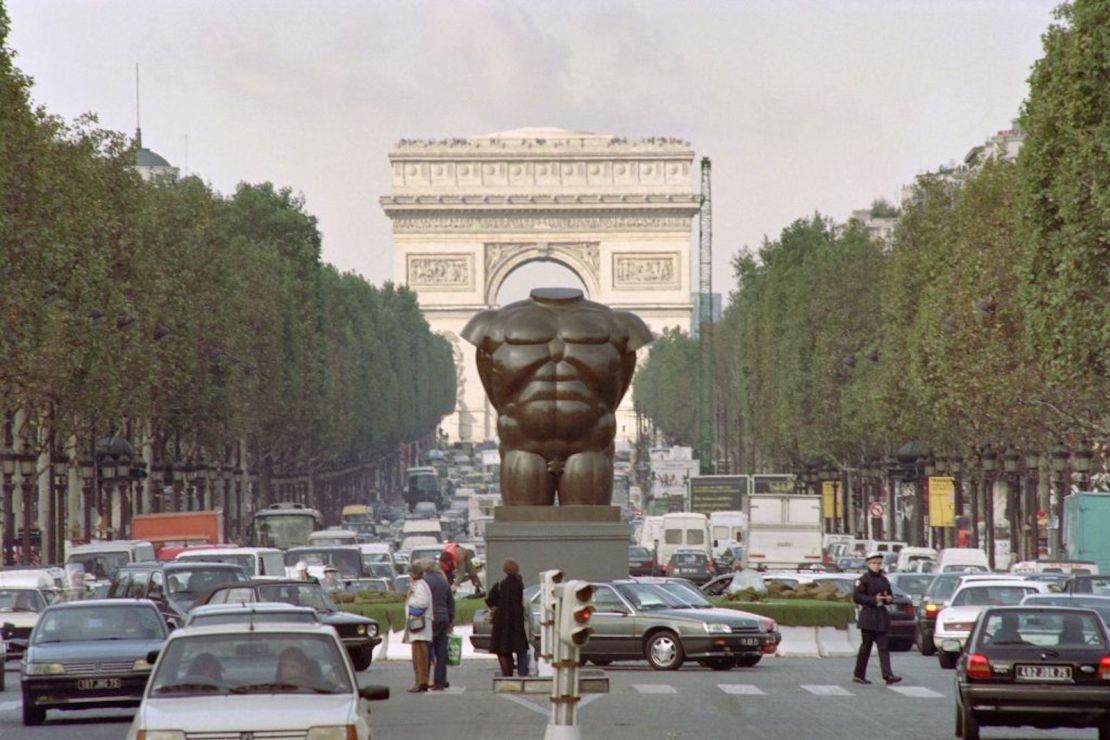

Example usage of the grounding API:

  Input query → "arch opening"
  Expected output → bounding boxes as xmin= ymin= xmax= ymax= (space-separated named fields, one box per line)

xmin=494 ymin=259 xmax=589 ymax=307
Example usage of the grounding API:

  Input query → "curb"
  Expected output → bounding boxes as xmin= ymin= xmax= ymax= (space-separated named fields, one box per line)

xmin=375 ymin=626 xmax=497 ymax=662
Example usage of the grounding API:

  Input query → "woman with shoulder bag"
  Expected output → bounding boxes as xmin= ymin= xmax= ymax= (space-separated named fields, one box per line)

xmin=404 ymin=561 xmax=434 ymax=692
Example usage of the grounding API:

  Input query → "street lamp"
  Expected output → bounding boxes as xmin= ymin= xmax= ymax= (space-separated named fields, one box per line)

xmin=17 ymin=452 xmax=36 ymax=565
xmin=1002 ymin=447 xmax=1021 ymax=562
xmin=1024 ymin=451 xmax=1041 ymax=561
xmin=1 ymin=450 xmax=15 ymax=565
xmin=78 ymin=456 xmax=94 ymax=542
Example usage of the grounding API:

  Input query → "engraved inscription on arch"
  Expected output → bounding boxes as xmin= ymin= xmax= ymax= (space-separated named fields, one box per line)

xmin=612 ymin=252 xmax=680 ymax=290
xmin=407 ymin=254 xmax=474 ymax=290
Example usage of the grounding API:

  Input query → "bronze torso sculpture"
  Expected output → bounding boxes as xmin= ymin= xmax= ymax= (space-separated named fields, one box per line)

xmin=462 ymin=288 xmax=653 ymax=506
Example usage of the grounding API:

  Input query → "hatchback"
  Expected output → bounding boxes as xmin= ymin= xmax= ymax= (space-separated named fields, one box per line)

xmin=663 ymin=550 xmax=715 ymax=585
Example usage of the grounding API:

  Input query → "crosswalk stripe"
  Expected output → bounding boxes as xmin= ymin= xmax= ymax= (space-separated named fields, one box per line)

xmin=0 ymin=700 xmax=19 ymax=713
xmin=718 ymin=684 xmax=765 ymax=695
xmin=888 ymin=686 xmax=943 ymax=698
xmin=801 ymin=684 xmax=853 ymax=696
xmin=634 ymin=684 xmax=677 ymax=694
xmin=424 ymin=687 xmax=467 ymax=695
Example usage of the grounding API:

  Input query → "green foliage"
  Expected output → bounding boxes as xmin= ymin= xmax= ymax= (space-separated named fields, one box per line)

xmin=708 ymin=598 xmax=856 ymax=629
xmin=341 ymin=597 xmax=486 ymax=631
xmin=632 ymin=328 xmax=699 ymax=446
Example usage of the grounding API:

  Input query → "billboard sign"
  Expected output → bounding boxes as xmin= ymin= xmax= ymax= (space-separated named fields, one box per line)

xmin=689 ymin=475 xmax=750 ymax=515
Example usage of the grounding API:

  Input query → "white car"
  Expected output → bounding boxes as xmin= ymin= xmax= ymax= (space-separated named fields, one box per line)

xmin=934 ymin=579 xmax=1050 ymax=668
xmin=184 ymin=602 xmax=320 ymax=628
xmin=126 ymin=622 xmax=389 ymax=740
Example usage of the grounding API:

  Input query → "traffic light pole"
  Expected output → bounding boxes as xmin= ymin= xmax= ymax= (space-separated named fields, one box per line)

xmin=545 ymin=579 xmax=594 ymax=740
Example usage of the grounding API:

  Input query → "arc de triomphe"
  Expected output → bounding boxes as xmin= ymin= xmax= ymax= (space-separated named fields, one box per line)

xmin=380 ymin=127 xmax=699 ymax=443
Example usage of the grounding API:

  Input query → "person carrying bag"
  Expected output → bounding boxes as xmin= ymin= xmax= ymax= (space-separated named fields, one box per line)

xmin=404 ymin=562 xmax=434 ymax=692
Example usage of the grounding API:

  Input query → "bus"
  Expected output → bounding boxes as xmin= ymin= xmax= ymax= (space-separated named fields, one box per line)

xmin=250 ymin=502 xmax=322 ymax=550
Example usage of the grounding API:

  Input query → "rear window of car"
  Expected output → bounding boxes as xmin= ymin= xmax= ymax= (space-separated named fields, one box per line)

xmin=953 ymin=585 xmax=1036 ymax=606
xmin=629 ymin=547 xmax=651 ymax=558
xmin=672 ymin=553 xmax=705 ymax=565
xmin=925 ymin=574 xmax=962 ymax=600
xmin=977 ymin=611 xmax=1105 ymax=649
xmin=895 ymin=575 xmax=934 ymax=595
xmin=1075 ymin=578 xmax=1110 ymax=595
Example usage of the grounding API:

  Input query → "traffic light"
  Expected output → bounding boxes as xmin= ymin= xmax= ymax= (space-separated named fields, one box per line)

xmin=539 ymin=569 xmax=564 ymax=660
xmin=556 ymin=580 xmax=595 ymax=649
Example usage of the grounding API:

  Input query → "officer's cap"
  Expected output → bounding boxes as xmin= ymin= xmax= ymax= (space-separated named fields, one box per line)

xmin=866 ymin=551 xmax=883 ymax=561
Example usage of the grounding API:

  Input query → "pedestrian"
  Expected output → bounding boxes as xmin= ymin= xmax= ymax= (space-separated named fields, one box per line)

xmin=852 ymin=551 xmax=903 ymax=685
xmin=321 ymin=565 xmax=343 ymax=594
xmin=441 ymin=542 xmax=485 ymax=597
xmin=486 ymin=558 xmax=529 ymax=677
xmin=294 ymin=561 xmax=319 ymax=584
xmin=403 ymin=561 xmax=434 ymax=693
xmin=423 ymin=558 xmax=455 ymax=691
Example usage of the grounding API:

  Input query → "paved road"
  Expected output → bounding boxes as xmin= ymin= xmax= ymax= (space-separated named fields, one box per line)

xmin=0 ymin=653 xmax=1098 ymax=739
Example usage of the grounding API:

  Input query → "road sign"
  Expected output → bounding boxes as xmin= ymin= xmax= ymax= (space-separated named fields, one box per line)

xmin=868 ymin=501 xmax=886 ymax=518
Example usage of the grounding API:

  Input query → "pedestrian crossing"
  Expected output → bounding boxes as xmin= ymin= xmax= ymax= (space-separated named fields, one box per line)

xmin=624 ymin=683 xmax=944 ymax=698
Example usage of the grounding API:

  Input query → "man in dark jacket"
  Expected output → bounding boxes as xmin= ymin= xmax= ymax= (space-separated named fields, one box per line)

xmin=423 ymin=560 xmax=455 ymax=691
xmin=853 ymin=552 xmax=903 ymax=685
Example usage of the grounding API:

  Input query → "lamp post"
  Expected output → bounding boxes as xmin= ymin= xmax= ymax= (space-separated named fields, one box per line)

xmin=18 ymin=452 xmax=36 ymax=564
xmin=1002 ymin=446 xmax=1021 ymax=565
xmin=950 ymin=456 xmax=964 ymax=547
xmin=1072 ymin=442 xmax=1093 ymax=493
xmin=981 ymin=447 xmax=998 ymax=569
xmin=78 ymin=456 xmax=94 ymax=543
xmin=895 ymin=441 xmax=929 ymax=547
xmin=1 ymin=450 xmax=15 ymax=565
xmin=1024 ymin=451 xmax=1040 ymax=560
xmin=1051 ymin=444 xmax=1070 ymax=555
xmin=49 ymin=452 xmax=68 ymax=564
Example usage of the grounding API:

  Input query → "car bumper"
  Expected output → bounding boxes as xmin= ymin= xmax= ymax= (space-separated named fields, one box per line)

xmin=22 ymin=674 xmax=150 ymax=709
xmin=341 ymin=635 xmax=382 ymax=652
xmin=933 ymin=628 xmax=968 ymax=651
xmin=682 ymin=634 xmax=776 ymax=658
xmin=888 ymin=619 xmax=915 ymax=641
xmin=962 ymin=683 xmax=1110 ymax=725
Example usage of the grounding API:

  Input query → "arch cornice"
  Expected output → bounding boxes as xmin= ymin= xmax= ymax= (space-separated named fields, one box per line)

xmin=483 ymin=242 xmax=600 ymax=305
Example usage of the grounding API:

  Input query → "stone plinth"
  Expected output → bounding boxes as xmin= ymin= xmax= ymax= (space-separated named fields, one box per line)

xmin=485 ymin=506 xmax=631 ymax=587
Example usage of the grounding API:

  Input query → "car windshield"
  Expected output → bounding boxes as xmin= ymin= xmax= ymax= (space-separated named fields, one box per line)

xmin=953 ymin=585 xmax=1035 ymax=606
xmin=67 ymin=551 xmax=130 ymax=580
xmin=656 ymin=581 xmax=712 ymax=608
xmin=257 ymin=584 xmax=335 ymax=611
xmin=148 ymin=633 xmax=353 ymax=696
xmin=361 ymin=553 xmax=392 ymax=564
xmin=942 ymin=564 xmax=989 ymax=573
xmin=615 ymin=582 xmax=686 ymax=610
xmin=671 ymin=554 xmax=705 ymax=565
xmin=925 ymin=574 xmax=963 ymax=601
xmin=629 ymin=547 xmax=651 ymax=559
xmin=1073 ymin=577 xmax=1110 ymax=596
xmin=0 ymin=588 xmax=46 ymax=612
xmin=167 ymin=567 xmax=247 ymax=609
xmin=977 ymin=611 xmax=1105 ymax=649
xmin=33 ymin=604 xmax=163 ymax=643
xmin=285 ymin=549 xmax=362 ymax=578
xmin=1022 ymin=596 xmax=1110 ymax=625
xmin=190 ymin=612 xmax=318 ymax=627
xmin=181 ymin=553 xmax=256 ymax=572
xmin=349 ymin=579 xmax=389 ymax=593
xmin=254 ymin=514 xmax=318 ymax=550
xmin=893 ymin=575 xmax=934 ymax=597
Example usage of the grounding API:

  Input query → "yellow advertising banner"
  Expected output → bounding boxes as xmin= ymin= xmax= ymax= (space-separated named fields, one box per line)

xmin=928 ymin=476 xmax=956 ymax=527
xmin=821 ymin=481 xmax=842 ymax=518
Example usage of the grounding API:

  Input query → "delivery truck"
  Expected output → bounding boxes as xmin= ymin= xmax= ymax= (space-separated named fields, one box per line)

xmin=1064 ymin=492 xmax=1110 ymax=575
xmin=131 ymin=510 xmax=226 ymax=555
xmin=745 ymin=493 xmax=822 ymax=569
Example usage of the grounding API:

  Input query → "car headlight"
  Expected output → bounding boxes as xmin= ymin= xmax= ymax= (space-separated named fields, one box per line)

xmin=136 ymin=731 xmax=186 ymax=740
xmin=357 ymin=625 xmax=367 ymax=636
xmin=366 ymin=623 xmax=378 ymax=638
xmin=133 ymin=658 xmax=153 ymax=671
xmin=307 ymin=726 xmax=356 ymax=740
xmin=26 ymin=662 xmax=65 ymax=675
xmin=759 ymin=617 xmax=777 ymax=633
xmin=705 ymin=623 xmax=732 ymax=634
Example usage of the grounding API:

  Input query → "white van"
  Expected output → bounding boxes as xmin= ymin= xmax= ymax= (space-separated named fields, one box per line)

xmin=896 ymin=547 xmax=937 ymax=572
xmin=935 ymin=547 xmax=991 ymax=573
xmin=401 ymin=519 xmax=442 ymax=540
xmin=709 ymin=511 xmax=747 ymax=558
xmin=65 ymin=540 xmax=156 ymax=582
xmin=175 ymin=547 xmax=286 ymax=579
xmin=658 ymin=513 xmax=711 ymax=567
xmin=307 ymin=529 xmax=360 ymax=546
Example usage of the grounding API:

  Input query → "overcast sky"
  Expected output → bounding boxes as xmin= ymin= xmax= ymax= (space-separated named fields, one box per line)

xmin=8 ymin=0 xmax=1057 ymax=304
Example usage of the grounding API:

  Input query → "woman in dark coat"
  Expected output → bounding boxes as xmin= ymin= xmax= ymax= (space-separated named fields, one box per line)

xmin=487 ymin=558 xmax=530 ymax=677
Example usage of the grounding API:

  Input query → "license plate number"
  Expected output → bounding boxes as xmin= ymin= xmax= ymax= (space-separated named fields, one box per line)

xmin=1016 ymin=665 xmax=1072 ymax=682
xmin=738 ymin=638 xmax=760 ymax=646
xmin=77 ymin=678 xmax=122 ymax=690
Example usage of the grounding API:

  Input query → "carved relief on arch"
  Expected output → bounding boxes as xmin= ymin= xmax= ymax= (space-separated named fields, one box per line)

xmin=440 ymin=331 xmax=466 ymax=411
xmin=483 ymin=241 xmax=600 ymax=304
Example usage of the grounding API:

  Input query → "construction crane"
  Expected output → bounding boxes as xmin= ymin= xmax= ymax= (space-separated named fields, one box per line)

xmin=697 ymin=157 xmax=715 ymax=473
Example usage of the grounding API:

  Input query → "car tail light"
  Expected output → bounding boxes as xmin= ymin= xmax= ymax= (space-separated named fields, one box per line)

xmin=967 ymin=653 xmax=991 ymax=680
xmin=1099 ymin=657 xmax=1110 ymax=681
xmin=901 ymin=603 xmax=915 ymax=616
xmin=925 ymin=603 xmax=939 ymax=615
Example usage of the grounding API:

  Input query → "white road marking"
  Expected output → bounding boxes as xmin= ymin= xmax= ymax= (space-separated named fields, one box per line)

xmin=718 ymin=684 xmax=766 ymax=695
xmin=802 ymin=684 xmax=853 ymax=696
xmin=0 ymin=700 xmax=19 ymax=713
xmin=887 ymin=685 xmax=943 ymax=698
xmin=424 ymin=686 xmax=467 ymax=695
xmin=634 ymin=684 xmax=677 ymax=694
xmin=579 ymin=694 xmax=604 ymax=709
xmin=499 ymin=693 xmax=550 ymax=718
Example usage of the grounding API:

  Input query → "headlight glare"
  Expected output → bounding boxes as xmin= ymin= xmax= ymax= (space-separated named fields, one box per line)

xmin=133 ymin=658 xmax=153 ymax=671
xmin=356 ymin=625 xmax=367 ymax=635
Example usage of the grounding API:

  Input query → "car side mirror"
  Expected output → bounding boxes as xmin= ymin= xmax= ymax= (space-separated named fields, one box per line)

xmin=146 ymin=649 xmax=161 ymax=665
xmin=359 ymin=685 xmax=390 ymax=701
xmin=165 ymin=617 xmax=179 ymax=631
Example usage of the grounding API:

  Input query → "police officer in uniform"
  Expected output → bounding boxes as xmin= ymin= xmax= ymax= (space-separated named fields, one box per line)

xmin=853 ymin=551 xmax=903 ymax=685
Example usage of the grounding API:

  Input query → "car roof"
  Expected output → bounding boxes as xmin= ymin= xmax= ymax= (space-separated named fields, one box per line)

xmin=122 ymin=561 xmax=247 ymax=571
xmin=169 ymin=622 xmax=338 ymax=639
xmin=954 ymin=579 xmax=1040 ymax=590
xmin=45 ymin=598 xmax=157 ymax=610
xmin=190 ymin=603 xmax=317 ymax=615
xmin=213 ymin=579 xmax=316 ymax=589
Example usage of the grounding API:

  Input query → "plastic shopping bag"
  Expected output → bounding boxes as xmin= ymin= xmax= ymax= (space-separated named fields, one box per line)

xmin=447 ymin=633 xmax=463 ymax=666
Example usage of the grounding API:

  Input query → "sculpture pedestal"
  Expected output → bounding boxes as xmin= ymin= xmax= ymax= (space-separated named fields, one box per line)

xmin=484 ymin=506 xmax=631 ymax=587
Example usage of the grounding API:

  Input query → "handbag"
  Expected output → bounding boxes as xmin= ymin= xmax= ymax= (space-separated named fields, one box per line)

xmin=407 ymin=614 xmax=426 ymax=632
xmin=447 ymin=633 xmax=463 ymax=666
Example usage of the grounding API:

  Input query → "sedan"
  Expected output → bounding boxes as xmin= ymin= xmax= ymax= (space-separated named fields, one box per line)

xmin=200 ymin=579 xmax=381 ymax=670
xmin=126 ymin=623 xmax=388 ymax=740
xmin=935 ymin=580 xmax=1050 ymax=668
xmin=953 ymin=606 xmax=1110 ymax=740
xmin=662 ymin=551 xmax=716 ymax=585
xmin=185 ymin=603 xmax=320 ymax=627
xmin=21 ymin=599 xmax=168 ymax=726
xmin=628 ymin=546 xmax=657 ymax=577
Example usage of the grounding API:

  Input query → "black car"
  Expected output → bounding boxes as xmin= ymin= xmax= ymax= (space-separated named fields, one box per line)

xmin=663 ymin=551 xmax=715 ymax=585
xmin=953 ymin=606 xmax=1110 ymax=740
xmin=628 ymin=546 xmax=657 ymax=577
xmin=886 ymin=584 xmax=917 ymax=651
xmin=108 ymin=561 xmax=249 ymax=625
xmin=916 ymin=572 xmax=969 ymax=655
xmin=888 ymin=573 xmax=936 ymax=607
xmin=21 ymin=599 xmax=168 ymax=726
xmin=200 ymin=579 xmax=381 ymax=670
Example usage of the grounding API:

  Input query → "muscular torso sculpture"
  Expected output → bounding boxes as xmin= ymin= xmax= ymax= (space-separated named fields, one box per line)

xmin=462 ymin=288 xmax=653 ymax=506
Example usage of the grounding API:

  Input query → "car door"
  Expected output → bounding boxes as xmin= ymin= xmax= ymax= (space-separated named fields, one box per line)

xmin=587 ymin=585 xmax=637 ymax=658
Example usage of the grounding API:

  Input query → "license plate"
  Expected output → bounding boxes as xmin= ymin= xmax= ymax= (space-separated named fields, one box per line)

xmin=738 ymin=638 xmax=760 ymax=646
xmin=77 ymin=678 xmax=122 ymax=690
xmin=1016 ymin=665 xmax=1072 ymax=682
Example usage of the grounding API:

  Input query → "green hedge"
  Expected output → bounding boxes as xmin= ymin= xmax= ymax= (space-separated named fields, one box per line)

xmin=709 ymin=599 xmax=857 ymax=629
xmin=340 ymin=597 xmax=487 ymax=631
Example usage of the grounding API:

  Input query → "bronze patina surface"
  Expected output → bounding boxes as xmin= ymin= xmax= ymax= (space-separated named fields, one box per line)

xmin=462 ymin=287 xmax=652 ymax=506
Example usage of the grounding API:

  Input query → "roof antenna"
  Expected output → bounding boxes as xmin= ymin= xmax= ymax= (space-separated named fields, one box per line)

xmin=135 ymin=63 xmax=142 ymax=148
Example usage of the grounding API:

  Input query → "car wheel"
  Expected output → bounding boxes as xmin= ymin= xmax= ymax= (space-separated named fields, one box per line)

xmin=589 ymin=659 xmax=613 ymax=666
xmin=938 ymin=650 xmax=959 ymax=670
xmin=960 ymin=703 xmax=979 ymax=740
xmin=734 ymin=655 xmax=762 ymax=667
xmin=917 ymin=626 xmax=936 ymax=656
xmin=21 ymin=694 xmax=44 ymax=726
xmin=351 ymin=645 xmax=373 ymax=671
xmin=645 ymin=631 xmax=685 ymax=671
